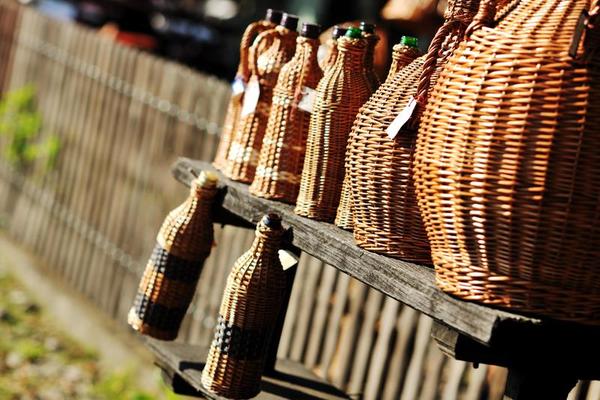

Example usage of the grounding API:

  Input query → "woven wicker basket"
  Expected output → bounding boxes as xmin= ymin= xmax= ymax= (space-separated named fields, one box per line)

xmin=213 ymin=10 xmax=282 ymax=170
xmin=295 ymin=31 xmax=373 ymax=222
xmin=319 ymin=26 xmax=347 ymax=72
xmin=128 ymin=171 xmax=218 ymax=340
xmin=223 ymin=15 xmax=299 ymax=183
xmin=334 ymin=38 xmax=422 ymax=231
xmin=249 ymin=24 xmax=323 ymax=203
xmin=201 ymin=214 xmax=286 ymax=399
xmin=414 ymin=0 xmax=600 ymax=323
xmin=340 ymin=0 xmax=480 ymax=261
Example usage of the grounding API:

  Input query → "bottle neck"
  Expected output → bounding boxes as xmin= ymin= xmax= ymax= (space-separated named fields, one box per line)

xmin=387 ymin=44 xmax=420 ymax=79
xmin=190 ymin=180 xmax=217 ymax=201
xmin=295 ymin=36 xmax=320 ymax=67
xmin=363 ymin=33 xmax=378 ymax=72
xmin=335 ymin=37 xmax=368 ymax=68
xmin=248 ymin=223 xmax=283 ymax=258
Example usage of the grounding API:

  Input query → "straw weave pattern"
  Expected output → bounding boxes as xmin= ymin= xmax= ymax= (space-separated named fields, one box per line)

xmin=128 ymin=178 xmax=217 ymax=340
xmin=213 ymin=20 xmax=276 ymax=170
xmin=295 ymin=37 xmax=373 ymax=222
xmin=202 ymin=219 xmax=285 ymax=399
xmin=249 ymin=36 xmax=323 ymax=203
xmin=414 ymin=0 xmax=600 ymax=323
xmin=224 ymin=26 xmax=298 ymax=183
xmin=319 ymin=38 xmax=339 ymax=72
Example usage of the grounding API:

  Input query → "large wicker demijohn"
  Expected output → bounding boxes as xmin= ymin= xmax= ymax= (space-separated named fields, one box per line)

xmin=414 ymin=0 xmax=600 ymax=323
xmin=249 ymin=23 xmax=323 ymax=203
xmin=213 ymin=9 xmax=283 ymax=170
xmin=128 ymin=171 xmax=218 ymax=340
xmin=223 ymin=14 xmax=299 ymax=183
xmin=295 ymin=28 xmax=373 ymax=222
xmin=334 ymin=36 xmax=422 ymax=231
xmin=201 ymin=214 xmax=286 ymax=399
xmin=340 ymin=0 xmax=481 ymax=261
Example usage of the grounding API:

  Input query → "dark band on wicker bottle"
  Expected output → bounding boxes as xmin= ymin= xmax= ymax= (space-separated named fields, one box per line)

xmin=201 ymin=214 xmax=286 ymax=399
xmin=128 ymin=171 xmax=218 ymax=341
xmin=213 ymin=10 xmax=282 ymax=170
xmin=223 ymin=14 xmax=299 ymax=183
xmin=295 ymin=29 xmax=373 ymax=222
xmin=319 ymin=25 xmax=348 ymax=71
xmin=360 ymin=21 xmax=381 ymax=91
xmin=334 ymin=36 xmax=422 ymax=231
xmin=249 ymin=22 xmax=323 ymax=203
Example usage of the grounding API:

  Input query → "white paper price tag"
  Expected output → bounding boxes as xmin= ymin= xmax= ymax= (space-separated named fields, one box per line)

xmin=241 ymin=78 xmax=260 ymax=117
xmin=231 ymin=76 xmax=246 ymax=96
xmin=278 ymin=250 xmax=299 ymax=271
xmin=298 ymin=86 xmax=317 ymax=113
xmin=386 ymin=96 xmax=418 ymax=139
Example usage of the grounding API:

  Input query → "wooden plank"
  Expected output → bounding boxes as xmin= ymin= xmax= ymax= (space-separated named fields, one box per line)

xmin=172 ymin=159 xmax=555 ymax=346
xmin=145 ymin=339 xmax=350 ymax=400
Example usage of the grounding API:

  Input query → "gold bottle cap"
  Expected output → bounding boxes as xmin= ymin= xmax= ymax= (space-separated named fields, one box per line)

xmin=197 ymin=170 xmax=218 ymax=188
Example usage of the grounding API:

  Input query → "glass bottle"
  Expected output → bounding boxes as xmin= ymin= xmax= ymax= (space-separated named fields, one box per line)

xmin=128 ymin=171 xmax=218 ymax=340
xmin=249 ymin=22 xmax=323 ymax=203
xmin=360 ymin=21 xmax=381 ymax=91
xmin=213 ymin=9 xmax=283 ymax=170
xmin=201 ymin=214 xmax=286 ymax=399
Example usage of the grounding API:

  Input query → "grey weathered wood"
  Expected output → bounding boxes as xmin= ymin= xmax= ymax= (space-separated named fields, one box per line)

xmin=145 ymin=339 xmax=350 ymax=400
xmin=172 ymin=158 xmax=554 ymax=346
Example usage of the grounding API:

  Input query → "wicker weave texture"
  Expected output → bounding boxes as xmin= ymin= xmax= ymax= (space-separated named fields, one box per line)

xmin=334 ymin=43 xmax=422 ymax=231
xmin=249 ymin=36 xmax=323 ymax=203
xmin=364 ymin=33 xmax=381 ymax=91
xmin=295 ymin=36 xmax=373 ymax=222
xmin=202 ymin=216 xmax=286 ymax=399
xmin=319 ymin=38 xmax=339 ymax=72
xmin=213 ymin=20 xmax=277 ymax=170
xmin=342 ymin=0 xmax=479 ymax=261
xmin=414 ymin=0 xmax=600 ymax=323
xmin=224 ymin=26 xmax=298 ymax=183
xmin=128 ymin=173 xmax=218 ymax=340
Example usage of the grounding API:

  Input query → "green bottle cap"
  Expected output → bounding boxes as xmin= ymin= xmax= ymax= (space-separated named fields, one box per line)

xmin=345 ymin=27 xmax=363 ymax=39
xmin=400 ymin=36 xmax=418 ymax=48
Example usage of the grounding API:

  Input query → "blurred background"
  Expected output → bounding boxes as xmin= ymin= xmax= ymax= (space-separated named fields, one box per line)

xmin=2 ymin=0 xmax=598 ymax=399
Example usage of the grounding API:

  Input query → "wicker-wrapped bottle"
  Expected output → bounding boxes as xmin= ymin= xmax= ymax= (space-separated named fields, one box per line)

xmin=201 ymin=214 xmax=286 ymax=399
xmin=414 ymin=0 xmax=600 ymax=323
xmin=213 ymin=9 xmax=283 ymax=170
xmin=335 ymin=36 xmax=422 ymax=231
xmin=295 ymin=28 xmax=373 ymax=222
xmin=343 ymin=0 xmax=480 ymax=262
xmin=319 ymin=26 xmax=347 ymax=71
xmin=223 ymin=14 xmax=299 ymax=183
xmin=359 ymin=22 xmax=381 ymax=91
xmin=128 ymin=171 xmax=218 ymax=340
xmin=249 ymin=23 xmax=323 ymax=203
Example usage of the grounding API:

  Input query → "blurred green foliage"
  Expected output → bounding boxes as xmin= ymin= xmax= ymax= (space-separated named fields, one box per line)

xmin=0 ymin=85 xmax=61 ymax=171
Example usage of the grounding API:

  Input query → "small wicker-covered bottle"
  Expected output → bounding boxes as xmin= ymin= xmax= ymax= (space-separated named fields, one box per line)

xmin=335 ymin=36 xmax=422 ymax=231
xmin=359 ymin=22 xmax=381 ymax=91
xmin=201 ymin=214 xmax=286 ymax=399
xmin=223 ymin=14 xmax=299 ymax=183
xmin=249 ymin=23 xmax=323 ymax=203
xmin=213 ymin=9 xmax=283 ymax=170
xmin=295 ymin=28 xmax=373 ymax=222
xmin=319 ymin=26 xmax=347 ymax=72
xmin=344 ymin=0 xmax=480 ymax=262
xmin=128 ymin=171 xmax=218 ymax=341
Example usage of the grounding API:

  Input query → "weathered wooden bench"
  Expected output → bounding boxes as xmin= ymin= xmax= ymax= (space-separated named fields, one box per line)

xmin=145 ymin=158 xmax=600 ymax=400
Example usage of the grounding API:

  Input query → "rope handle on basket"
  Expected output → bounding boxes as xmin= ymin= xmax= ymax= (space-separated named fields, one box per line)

xmin=569 ymin=2 xmax=600 ymax=59
xmin=249 ymin=29 xmax=279 ymax=78
xmin=464 ymin=0 xmax=497 ymax=37
xmin=238 ymin=22 xmax=266 ymax=82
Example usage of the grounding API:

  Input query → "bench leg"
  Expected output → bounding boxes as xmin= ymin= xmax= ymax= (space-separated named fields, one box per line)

xmin=503 ymin=367 xmax=577 ymax=400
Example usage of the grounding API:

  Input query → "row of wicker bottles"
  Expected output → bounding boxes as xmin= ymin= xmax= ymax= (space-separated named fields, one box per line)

xmin=128 ymin=169 xmax=288 ymax=398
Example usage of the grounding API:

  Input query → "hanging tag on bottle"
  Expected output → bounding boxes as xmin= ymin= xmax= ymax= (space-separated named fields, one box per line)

xmin=278 ymin=249 xmax=299 ymax=271
xmin=298 ymin=86 xmax=317 ymax=113
xmin=241 ymin=77 xmax=260 ymax=117
xmin=386 ymin=96 xmax=418 ymax=139
xmin=231 ymin=76 xmax=246 ymax=96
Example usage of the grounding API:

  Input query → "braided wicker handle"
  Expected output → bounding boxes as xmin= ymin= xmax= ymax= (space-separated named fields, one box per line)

xmin=249 ymin=29 xmax=281 ymax=78
xmin=465 ymin=0 xmax=497 ymax=37
xmin=239 ymin=22 xmax=268 ymax=81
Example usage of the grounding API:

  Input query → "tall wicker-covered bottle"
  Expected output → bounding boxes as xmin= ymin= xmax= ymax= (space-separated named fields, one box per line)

xmin=335 ymin=36 xmax=421 ymax=230
xmin=249 ymin=23 xmax=323 ymax=203
xmin=128 ymin=171 xmax=218 ymax=340
xmin=201 ymin=214 xmax=286 ymax=399
xmin=213 ymin=9 xmax=283 ymax=170
xmin=223 ymin=14 xmax=299 ymax=183
xmin=414 ymin=0 xmax=600 ymax=323
xmin=360 ymin=22 xmax=381 ymax=91
xmin=343 ymin=0 xmax=480 ymax=262
xmin=319 ymin=26 xmax=347 ymax=72
xmin=295 ymin=28 xmax=373 ymax=222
